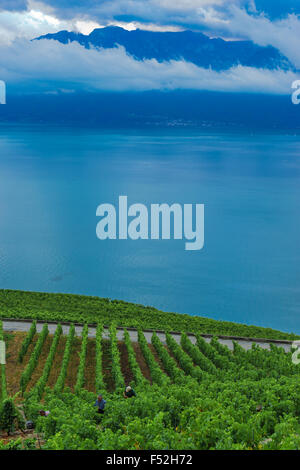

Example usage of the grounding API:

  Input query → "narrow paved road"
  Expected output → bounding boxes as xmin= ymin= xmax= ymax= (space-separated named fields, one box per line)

xmin=2 ymin=319 xmax=293 ymax=352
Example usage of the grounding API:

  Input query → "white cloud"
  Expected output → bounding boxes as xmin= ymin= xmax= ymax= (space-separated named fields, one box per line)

xmin=0 ymin=0 xmax=299 ymax=96
xmin=0 ymin=38 xmax=297 ymax=94
xmin=225 ymin=7 xmax=300 ymax=68
xmin=75 ymin=20 xmax=102 ymax=35
xmin=1 ymin=0 xmax=300 ymax=71
xmin=0 ymin=8 xmax=72 ymax=44
xmin=153 ymin=0 xmax=225 ymax=11
xmin=0 ymin=4 xmax=110 ymax=44
xmin=0 ymin=3 xmax=187 ymax=44
xmin=107 ymin=21 xmax=184 ymax=32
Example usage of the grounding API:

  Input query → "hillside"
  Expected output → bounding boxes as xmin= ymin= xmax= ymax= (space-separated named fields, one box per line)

xmin=0 ymin=289 xmax=299 ymax=340
xmin=36 ymin=26 xmax=292 ymax=72
xmin=1 ymin=320 xmax=300 ymax=450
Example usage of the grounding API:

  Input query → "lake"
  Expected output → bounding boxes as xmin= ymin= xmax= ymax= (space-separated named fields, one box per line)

xmin=0 ymin=125 xmax=300 ymax=334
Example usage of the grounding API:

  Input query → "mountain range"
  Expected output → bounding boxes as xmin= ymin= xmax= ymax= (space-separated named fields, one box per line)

xmin=36 ymin=26 xmax=293 ymax=72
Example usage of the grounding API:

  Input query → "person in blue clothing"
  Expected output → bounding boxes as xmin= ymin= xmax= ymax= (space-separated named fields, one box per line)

xmin=94 ymin=394 xmax=106 ymax=414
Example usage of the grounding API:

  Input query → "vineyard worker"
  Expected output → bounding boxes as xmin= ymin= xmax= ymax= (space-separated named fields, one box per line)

xmin=123 ymin=386 xmax=136 ymax=399
xmin=94 ymin=395 xmax=106 ymax=414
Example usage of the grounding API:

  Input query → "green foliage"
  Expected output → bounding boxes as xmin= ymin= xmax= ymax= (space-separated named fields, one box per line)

xmin=95 ymin=323 xmax=105 ymax=393
xmin=20 ymin=371 xmax=300 ymax=451
xmin=2 ymin=314 xmax=300 ymax=450
xmin=75 ymin=324 xmax=89 ymax=394
xmin=109 ymin=324 xmax=125 ymax=391
xmin=195 ymin=334 xmax=229 ymax=369
xmin=262 ymin=416 xmax=300 ymax=450
xmin=0 ymin=321 xmax=7 ymax=402
xmin=151 ymin=332 xmax=186 ymax=384
xmin=20 ymin=324 xmax=49 ymax=393
xmin=18 ymin=321 xmax=37 ymax=363
xmin=0 ymin=398 xmax=25 ymax=434
xmin=0 ymin=438 xmax=36 ymax=450
xmin=123 ymin=329 xmax=147 ymax=387
xmin=137 ymin=329 xmax=170 ymax=387
xmin=28 ymin=324 xmax=62 ymax=400
xmin=166 ymin=332 xmax=206 ymax=382
xmin=54 ymin=324 xmax=75 ymax=394
xmin=0 ymin=289 xmax=297 ymax=340
xmin=181 ymin=333 xmax=218 ymax=375
xmin=1 ymin=365 xmax=8 ymax=402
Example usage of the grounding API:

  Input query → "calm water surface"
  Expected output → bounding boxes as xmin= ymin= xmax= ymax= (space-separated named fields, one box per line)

xmin=0 ymin=126 xmax=299 ymax=334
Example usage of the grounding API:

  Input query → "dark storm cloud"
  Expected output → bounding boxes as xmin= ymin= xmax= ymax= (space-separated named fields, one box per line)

xmin=2 ymin=1 xmax=300 ymax=24
xmin=24 ymin=1 xmax=300 ymax=25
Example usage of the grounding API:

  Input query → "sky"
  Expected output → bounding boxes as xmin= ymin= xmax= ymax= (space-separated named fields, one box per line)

xmin=0 ymin=0 xmax=300 ymax=94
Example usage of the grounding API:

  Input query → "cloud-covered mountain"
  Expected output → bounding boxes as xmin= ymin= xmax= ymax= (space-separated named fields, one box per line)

xmin=36 ymin=26 xmax=292 ymax=72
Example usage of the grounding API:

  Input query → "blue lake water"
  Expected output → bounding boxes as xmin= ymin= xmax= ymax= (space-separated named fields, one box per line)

xmin=0 ymin=126 xmax=300 ymax=334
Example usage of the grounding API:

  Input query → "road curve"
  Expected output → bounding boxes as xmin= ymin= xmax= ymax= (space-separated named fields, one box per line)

xmin=2 ymin=319 xmax=294 ymax=352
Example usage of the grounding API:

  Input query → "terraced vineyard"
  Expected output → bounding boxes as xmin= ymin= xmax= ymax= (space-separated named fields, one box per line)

xmin=1 ymin=289 xmax=299 ymax=341
xmin=1 ymin=318 xmax=300 ymax=450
